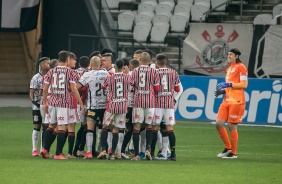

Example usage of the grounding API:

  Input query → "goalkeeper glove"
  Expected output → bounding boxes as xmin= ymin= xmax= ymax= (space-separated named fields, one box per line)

xmin=214 ymin=89 xmax=226 ymax=97
xmin=32 ymin=100 xmax=40 ymax=108
xmin=216 ymin=82 xmax=232 ymax=90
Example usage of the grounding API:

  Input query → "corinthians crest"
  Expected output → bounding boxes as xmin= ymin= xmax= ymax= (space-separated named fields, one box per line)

xmin=196 ymin=25 xmax=239 ymax=73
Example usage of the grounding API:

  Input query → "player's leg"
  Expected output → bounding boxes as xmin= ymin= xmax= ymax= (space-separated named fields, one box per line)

xmin=67 ymin=108 xmax=78 ymax=158
xmin=216 ymin=103 xmax=232 ymax=157
xmin=54 ymin=107 xmax=68 ymax=160
xmin=32 ymin=110 xmax=42 ymax=156
xmin=83 ymin=109 xmax=96 ymax=159
xmin=144 ymin=108 xmax=155 ymax=160
xmin=164 ymin=109 xmax=176 ymax=161
xmin=40 ymin=105 xmax=48 ymax=151
xmin=131 ymin=108 xmax=144 ymax=160
xmin=73 ymin=104 xmax=85 ymax=156
xmin=223 ymin=104 xmax=245 ymax=159
xmin=121 ymin=108 xmax=132 ymax=159
xmin=116 ymin=129 xmax=124 ymax=159
xmin=151 ymin=108 xmax=163 ymax=158
xmin=97 ymin=111 xmax=112 ymax=159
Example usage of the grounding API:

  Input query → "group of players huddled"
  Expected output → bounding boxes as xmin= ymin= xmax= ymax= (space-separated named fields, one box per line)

xmin=29 ymin=48 xmax=183 ymax=161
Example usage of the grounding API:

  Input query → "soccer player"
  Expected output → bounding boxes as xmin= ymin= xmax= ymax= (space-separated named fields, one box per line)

xmin=30 ymin=57 xmax=50 ymax=156
xmin=151 ymin=54 xmax=181 ymax=161
xmin=73 ymin=56 xmax=90 ymax=157
xmin=133 ymin=50 xmax=143 ymax=61
xmin=77 ymin=56 xmax=109 ymax=159
xmin=41 ymin=50 xmax=84 ymax=160
xmin=214 ymin=48 xmax=248 ymax=159
xmin=120 ymin=59 xmax=140 ymax=159
xmin=130 ymin=52 xmax=160 ymax=161
xmin=97 ymin=59 xmax=131 ymax=160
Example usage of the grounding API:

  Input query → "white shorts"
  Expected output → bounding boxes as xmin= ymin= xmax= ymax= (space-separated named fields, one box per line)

xmin=103 ymin=111 xmax=126 ymax=129
xmin=69 ymin=108 xmax=79 ymax=124
xmin=48 ymin=106 xmax=69 ymax=125
xmin=40 ymin=105 xmax=49 ymax=124
xmin=77 ymin=105 xmax=86 ymax=125
xmin=153 ymin=108 xmax=175 ymax=126
xmin=133 ymin=108 xmax=155 ymax=124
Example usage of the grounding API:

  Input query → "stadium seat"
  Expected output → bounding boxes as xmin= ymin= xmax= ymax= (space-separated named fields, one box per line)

xmin=150 ymin=22 xmax=169 ymax=43
xmin=138 ymin=2 xmax=155 ymax=13
xmin=194 ymin=0 xmax=211 ymax=3
xmin=170 ymin=12 xmax=190 ymax=32
xmin=253 ymin=14 xmax=273 ymax=25
xmin=159 ymin=0 xmax=175 ymax=3
xmin=153 ymin=13 xmax=170 ymax=25
xmin=174 ymin=3 xmax=192 ymax=16
xmin=133 ymin=22 xmax=152 ymax=42
xmin=156 ymin=2 xmax=174 ymax=15
xmin=119 ymin=0 xmax=135 ymax=2
xmin=118 ymin=11 xmax=137 ymax=31
xmin=141 ymin=0 xmax=157 ymax=2
xmin=178 ymin=0 xmax=194 ymax=6
xmin=211 ymin=0 xmax=226 ymax=11
xmin=106 ymin=0 xmax=119 ymax=9
xmin=191 ymin=2 xmax=210 ymax=21
xmin=273 ymin=4 xmax=282 ymax=17
xmin=135 ymin=11 xmax=154 ymax=24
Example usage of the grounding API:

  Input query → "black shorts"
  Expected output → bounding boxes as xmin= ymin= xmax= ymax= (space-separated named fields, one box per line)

xmin=86 ymin=109 xmax=105 ymax=123
xmin=125 ymin=107 xmax=133 ymax=130
xmin=32 ymin=110 xmax=42 ymax=124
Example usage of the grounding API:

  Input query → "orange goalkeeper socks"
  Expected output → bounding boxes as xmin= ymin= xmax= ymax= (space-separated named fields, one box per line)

xmin=230 ymin=130 xmax=238 ymax=155
xmin=217 ymin=127 xmax=231 ymax=150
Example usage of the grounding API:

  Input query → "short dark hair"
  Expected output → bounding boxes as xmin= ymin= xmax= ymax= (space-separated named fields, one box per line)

xmin=50 ymin=59 xmax=59 ymax=68
xmin=69 ymin=52 xmax=77 ymax=60
xmin=130 ymin=59 xmax=139 ymax=67
xmin=38 ymin=57 xmax=50 ymax=64
xmin=89 ymin=51 xmax=100 ymax=59
xmin=134 ymin=49 xmax=143 ymax=55
xmin=58 ymin=50 xmax=70 ymax=63
xmin=156 ymin=54 xmax=168 ymax=66
xmin=79 ymin=56 xmax=90 ymax=68
xmin=115 ymin=59 xmax=124 ymax=69
xmin=122 ymin=58 xmax=130 ymax=67
xmin=101 ymin=48 xmax=113 ymax=55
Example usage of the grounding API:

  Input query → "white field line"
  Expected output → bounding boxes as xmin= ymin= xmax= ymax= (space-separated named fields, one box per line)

xmin=210 ymin=121 xmax=282 ymax=128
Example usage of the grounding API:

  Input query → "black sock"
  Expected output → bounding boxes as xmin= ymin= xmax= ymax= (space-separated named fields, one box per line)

xmin=111 ymin=132 xmax=119 ymax=155
xmin=146 ymin=128 xmax=153 ymax=151
xmin=79 ymin=128 xmax=87 ymax=151
xmin=48 ymin=131 xmax=57 ymax=152
xmin=101 ymin=129 xmax=108 ymax=151
xmin=133 ymin=130 xmax=140 ymax=156
xmin=168 ymin=130 xmax=176 ymax=156
xmin=56 ymin=130 xmax=66 ymax=155
xmin=63 ymin=130 xmax=68 ymax=148
xmin=73 ymin=125 xmax=84 ymax=155
xmin=121 ymin=130 xmax=132 ymax=153
xmin=68 ymin=132 xmax=75 ymax=155
xmin=151 ymin=130 xmax=158 ymax=156
xmin=43 ymin=127 xmax=53 ymax=152
xmin=41 ymin=124 xmax=48 ymax=149
xmin=92 ymin=127 xmax=97 ymax=155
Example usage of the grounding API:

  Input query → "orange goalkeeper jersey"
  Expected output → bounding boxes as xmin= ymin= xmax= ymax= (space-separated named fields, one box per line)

xmin=224 ymin=62 xmax=248 ymax=104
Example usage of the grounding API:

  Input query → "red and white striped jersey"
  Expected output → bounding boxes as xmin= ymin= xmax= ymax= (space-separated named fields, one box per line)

xmin=30 ymin=73 xmax=43 ymax=110
xmin=79 ymin=70 xmax=110 ymax=109
xmin=131 ymin=65 xmax=160 ymax=108
xmin=75 ymin=67 xmax=88 ymax=78
xmin=102 ymin=72 xmax=131 ymax=114
xmin=44 ymin=66 xmax=78 ymax=108
xmin=156 ymin=68 xmax=180 ymax=109
xmin=127 ymin=71 xmax=134 ymax=107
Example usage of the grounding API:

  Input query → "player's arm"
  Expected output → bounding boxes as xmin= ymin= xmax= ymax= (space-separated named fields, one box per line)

xmin=153 ymin=69 xmax=160 ymax=92
xmin=43 ymin=82 xmax=49 ymax=113
xmin=70 ymin=82 xmax=84 ymax=113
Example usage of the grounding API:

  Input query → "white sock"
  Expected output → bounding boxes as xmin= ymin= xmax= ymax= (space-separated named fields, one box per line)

xmin=161 ymin=136 xmax=169 ymax=157
xmin=117 ymin=132 xmax=124 ymax=154
xmin=86 ymin=132 xmax=93 ymax=152
xmin=96 ymin=128 xmax=101 ymax=152
xmin=40 ymin=131 xmax=43 ymax=150
xmin=107 ymin=132 xmax=112 ymax=150
xmin=32 ymin=129 xmax=39 ymax=151
xmin=157 ymin=130 xmax=162 ymax=152
xmin=140 ymin=130 xmax=146 ymax=153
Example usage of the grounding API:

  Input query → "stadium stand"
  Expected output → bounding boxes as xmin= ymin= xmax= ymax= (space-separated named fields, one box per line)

xmin=150 ymin=22 xmax=170 ymax=42
xmin=273 ymin=4 xmax=282 ymax=17
xmin=133 ymin=22 xmax=152 ymax=42
xmin=253 ymin=14 xmax=273 ymax=25
xmin=118 ymin=11 xmax=137 ymax=31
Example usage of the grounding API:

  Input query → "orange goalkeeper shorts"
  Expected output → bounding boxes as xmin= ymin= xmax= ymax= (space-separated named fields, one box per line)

xmin=217 ymin=102 xmax=246 ymax=123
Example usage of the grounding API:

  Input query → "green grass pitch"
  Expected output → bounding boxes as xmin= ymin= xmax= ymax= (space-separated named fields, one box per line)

xmin=0 ymin=107 xmax=281 ymax=183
